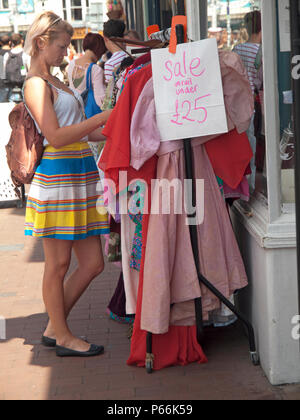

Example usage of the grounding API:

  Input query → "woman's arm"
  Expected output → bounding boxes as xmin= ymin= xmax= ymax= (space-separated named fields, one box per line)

xmin=24 ymin=77 xmax=111 ymax=149
xmin=88 ymin=125 xmax=109 ymax=142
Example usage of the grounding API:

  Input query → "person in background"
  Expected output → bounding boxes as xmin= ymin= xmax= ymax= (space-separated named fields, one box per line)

xmin=67 ymin=32 xmax=107 ymax=161
xmin=231 ymin=29 xmax=240 ymax=49
xmin=102 ymin=19 xmax=127 ymax=84
xmin=68 ymin=42 xmax=79 ymax=62
xmin=237 ymin=27 xmax=249 ymax=45
xmin=218 ymin=29 xmax=232 ymax=51
xmin=67 ymin=33 xmax=107 ymax=106
xmin=207 ymin=27 xmax=223 ymax=49
xmin=0 ymin=34 xmax=11 ymax=51
xmin=124 ymin=29 xmax=141 ymax=41
xmin=0 ymin=34 xmax=10 ymax=102
xmin=98 ymin=50 xmax=112 ymax=71
xmin=3 ymin=33 xmax=30 ymax=101
xmin=23 ymin=11 xmax=112 ymax=358
xmin=233 ymin=10 xmax=262 ymax=193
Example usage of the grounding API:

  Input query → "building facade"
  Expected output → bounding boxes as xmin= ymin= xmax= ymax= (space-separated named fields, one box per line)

xmin=0 ymin=0 xmax=108 ymax=50
xmin=121 ymin=0 xmax=300 ymax=386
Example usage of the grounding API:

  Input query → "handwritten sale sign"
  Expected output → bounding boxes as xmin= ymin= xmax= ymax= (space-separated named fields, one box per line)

xmin=151 ymin=38 xmax=228 ymax=141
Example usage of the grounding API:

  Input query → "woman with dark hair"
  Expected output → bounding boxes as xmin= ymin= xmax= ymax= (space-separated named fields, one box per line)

xmin=67 ymin=32 xmax=108 ymax=159
xmin=67 ymin=32 xmax=107 ymax=108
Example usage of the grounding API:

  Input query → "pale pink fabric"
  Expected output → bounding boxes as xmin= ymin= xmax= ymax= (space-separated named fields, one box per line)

xmin=141 ymin=150 xmax=202 ymax=334
xmin=141 ymin=144 xmax=248 ymax=334
xmin=219 ymin=50 xmax=254 ymax=134
xmin=130 ymin=78 xmax=161 ymax=170
xmin=130 ymin=50 xmax=254 ymax=171
xmin=126 ymin=50 xmax=252 ymax=334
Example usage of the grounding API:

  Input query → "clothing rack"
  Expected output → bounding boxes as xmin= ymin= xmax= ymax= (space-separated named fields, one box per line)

xmin=109 ymin=37 xmax=164 ymax=59
xmin=144 ymin=24 xmax=259 ymax=373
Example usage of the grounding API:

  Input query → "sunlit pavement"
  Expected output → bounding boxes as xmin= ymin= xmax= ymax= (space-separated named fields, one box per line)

xmin=0 ymin=204 xmax=300 ymax=401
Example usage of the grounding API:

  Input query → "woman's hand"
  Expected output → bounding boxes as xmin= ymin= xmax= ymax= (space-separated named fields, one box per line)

xmin=88 ymin=109 xmax=113 ymax=142
xmin=88 ymin=127 xmax=106 ymax=142
xmin=97 ymin=109 xmax=113 ymax=126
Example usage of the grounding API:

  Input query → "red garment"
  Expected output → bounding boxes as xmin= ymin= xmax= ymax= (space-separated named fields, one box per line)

xmin=99 ymin=64 xmax=157 ymax=192
xmin=127 ymin=171 xmax=208 ymax=370
xmin=132 ymin=52 xmax=151 ymax=69
xmin=100 ymin=64 xmax=207 ymax=369
xmin=204 ymin=129 xmax=253 ymax=190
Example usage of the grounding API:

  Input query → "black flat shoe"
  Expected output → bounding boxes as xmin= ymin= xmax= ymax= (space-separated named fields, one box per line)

xmin=41 ymin=335 xmax=56 ymax=348
xmin=56 ymin=344 xmax=104 ymax=357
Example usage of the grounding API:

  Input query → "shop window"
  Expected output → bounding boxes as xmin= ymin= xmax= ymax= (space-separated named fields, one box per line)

xmin=0 ymin=0 xmax=9 ymax=9
xmin=277 ymin=0 xmax=295 ymax=207
xmin=62 ymin=0 xmax=67 ymax=20
xmin=208 ymin=1 xmax=266 ymax=200
xmin=71 ymin=0 xmax=83 ymax=21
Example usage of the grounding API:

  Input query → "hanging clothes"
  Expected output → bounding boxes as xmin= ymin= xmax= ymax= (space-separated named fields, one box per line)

xmin=128 ymin=78 xmax=250 ymax=334
xmin=99 ymin=64 xmax=157 ymax=192
xmin=99 ymin=50 xmax=254 ymax=370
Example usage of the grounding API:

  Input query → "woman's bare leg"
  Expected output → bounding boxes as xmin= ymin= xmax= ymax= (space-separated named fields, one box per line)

xmin=42 ymin=238 xmax=90 ymax=351
xmin=43 ymin=236 xmax=104 ymax=341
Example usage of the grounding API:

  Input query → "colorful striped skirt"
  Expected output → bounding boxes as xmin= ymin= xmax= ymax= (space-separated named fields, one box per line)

xmin=25 ymin=142 xmax=110 ymax=240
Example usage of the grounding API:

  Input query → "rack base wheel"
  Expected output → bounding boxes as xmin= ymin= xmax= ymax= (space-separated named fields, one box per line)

xmin=145 ymin=352 xmax=154 ymax=374
xmin=250 ymin=351 xmax=260 ymax=366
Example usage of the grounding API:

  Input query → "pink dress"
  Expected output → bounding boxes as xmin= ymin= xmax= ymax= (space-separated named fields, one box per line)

xmin=130 ymin=50 xmax=253 ymax=334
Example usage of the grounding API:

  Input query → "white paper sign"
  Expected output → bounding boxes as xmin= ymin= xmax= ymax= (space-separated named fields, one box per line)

xmin=151 ymin=38 xmax=228 ymax=142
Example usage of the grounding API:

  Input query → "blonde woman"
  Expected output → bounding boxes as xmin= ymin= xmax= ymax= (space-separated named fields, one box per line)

xmin=23 ymin=11 xmax=111 ymax=357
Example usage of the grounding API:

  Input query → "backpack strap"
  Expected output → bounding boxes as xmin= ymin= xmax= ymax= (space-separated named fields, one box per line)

xmin=23 ymin=76 xmax=54 ymax=104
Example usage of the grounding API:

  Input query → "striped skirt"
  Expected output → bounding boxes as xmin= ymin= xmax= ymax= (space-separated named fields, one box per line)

xmin=25 ymin=142 xmax=110 ymax=240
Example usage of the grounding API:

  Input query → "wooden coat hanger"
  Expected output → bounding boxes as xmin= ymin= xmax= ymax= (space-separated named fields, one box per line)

xmin=109 ymin=37 xmax=166 ymax=59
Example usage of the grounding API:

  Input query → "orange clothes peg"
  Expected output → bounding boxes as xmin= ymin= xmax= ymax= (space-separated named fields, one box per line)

xmin=147 ymin=24 xmax=160 ymax=38
xmin=169 ymin=15 xmax=187 ymax=54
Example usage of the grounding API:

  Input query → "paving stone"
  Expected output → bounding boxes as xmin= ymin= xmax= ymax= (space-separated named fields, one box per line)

xmin=1 ymin=206 xmax=300 ymax=401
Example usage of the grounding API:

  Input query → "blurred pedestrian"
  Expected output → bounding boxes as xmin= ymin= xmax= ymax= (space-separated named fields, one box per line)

xmin=237 ymin=27 xmax=249 ymax=45
xmin=124 ymin=29 xmax=141 ymax=41
xmin=3 ymin=33 xmax=30 ymax=102
xmin=103 ymin=19 xmax=127 ymax=83
xmin=0 ymin=34 xmax=11 ymax=102
xmin=208 ymin=27 xmax=223 ymax=49
xmin=67 ymin=32 xmax=107 ymax=160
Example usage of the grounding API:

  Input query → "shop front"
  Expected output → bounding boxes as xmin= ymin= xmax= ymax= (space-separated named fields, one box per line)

xmin=125 ymin=0 xmax=300 ymax=385
xmin=228 ymin=0 xmax=300 ymax=385
xmin=188 ymin=0 xmax=300 ymax=386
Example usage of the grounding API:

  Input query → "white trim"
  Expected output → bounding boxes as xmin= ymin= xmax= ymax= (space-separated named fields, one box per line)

xmin=186 ymin=0 xmax=201 ymax=41
xmin=261 ymin=0 xmax=282 ymax=222
xmin=232 ymin=198 xmax=296 ymax=249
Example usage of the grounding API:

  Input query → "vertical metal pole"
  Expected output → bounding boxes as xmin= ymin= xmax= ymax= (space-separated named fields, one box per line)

xmin=289 ymin=0 xmax=300 ymax=348
xmin=199 ymin=0 xmax=208 ymax=40
xmin=226 ymin=0 xmax=231 ymax=48
xmin=177 ymin=0 xmax=185 ymax=15
xmin=176 ymin=24 xmax=204 ymax=344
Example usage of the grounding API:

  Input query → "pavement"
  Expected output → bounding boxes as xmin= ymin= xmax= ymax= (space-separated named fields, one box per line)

xmin=1 ymin=202 xmax=300 ymax=401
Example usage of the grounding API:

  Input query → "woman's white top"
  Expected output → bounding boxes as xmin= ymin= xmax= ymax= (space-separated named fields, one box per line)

xmin=25 ymin=80 xmax=88 ymax=147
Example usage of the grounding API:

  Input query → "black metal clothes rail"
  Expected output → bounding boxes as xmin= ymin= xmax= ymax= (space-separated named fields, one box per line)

xmin=145 ymin=23 xmax=259 ymax=373
xmin=289 ymin=0 xmax=300 ymax=351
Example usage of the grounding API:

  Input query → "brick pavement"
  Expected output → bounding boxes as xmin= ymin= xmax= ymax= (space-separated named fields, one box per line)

xmin=0 ymin=204 xmax=300 ymax=401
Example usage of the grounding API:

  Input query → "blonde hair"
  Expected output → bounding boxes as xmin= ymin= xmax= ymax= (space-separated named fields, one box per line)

xmin=24 ymin=11 xmax=74 ymax=57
